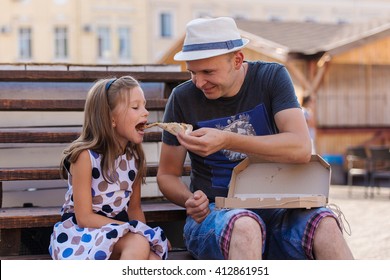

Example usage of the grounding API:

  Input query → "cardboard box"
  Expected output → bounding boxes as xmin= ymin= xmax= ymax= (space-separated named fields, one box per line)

xmin=215 ymin=155 xmax=330 ymax=209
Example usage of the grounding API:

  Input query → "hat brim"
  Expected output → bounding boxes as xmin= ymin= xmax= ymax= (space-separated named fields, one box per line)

xmin=174 ymin=38 xmax=249 ymax=61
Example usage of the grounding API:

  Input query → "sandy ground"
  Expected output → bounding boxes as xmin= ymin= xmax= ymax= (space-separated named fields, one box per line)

xmin=328 ymin=185 xmax=390 ymax=260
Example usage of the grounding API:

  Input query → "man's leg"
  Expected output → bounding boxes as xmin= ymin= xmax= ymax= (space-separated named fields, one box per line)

xmin=228 ymin=216 xmax=263 ymax=259
xmin=313 ymin=217 xmax=354 ymax=259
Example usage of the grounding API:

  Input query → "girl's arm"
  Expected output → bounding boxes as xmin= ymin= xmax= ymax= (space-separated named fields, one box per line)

xmin=71 ymin=150 xmax=126 ymax=228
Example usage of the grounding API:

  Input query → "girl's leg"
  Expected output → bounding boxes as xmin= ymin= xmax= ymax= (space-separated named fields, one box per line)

xmin=110 ymin=232 xmax=151 ymax=260
xmin=148 ymin=251 xmax=161 ymax=260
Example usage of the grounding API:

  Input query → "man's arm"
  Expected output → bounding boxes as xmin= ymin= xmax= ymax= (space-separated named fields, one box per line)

xmin=177 ymin=108 xmax=312 ymax=163
xmin=157 ymin=143 xmax=210 ymax=223
xmin=156 ymin=143 xmax=192 ymax=207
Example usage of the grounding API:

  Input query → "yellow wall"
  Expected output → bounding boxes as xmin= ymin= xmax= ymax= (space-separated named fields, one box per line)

xmin=0 ymin=0 xmax=147 ymax=64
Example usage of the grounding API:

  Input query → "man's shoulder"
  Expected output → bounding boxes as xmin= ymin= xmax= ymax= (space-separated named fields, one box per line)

xmin=248 ymin=61 xmax=289 ymax=82
xmin=175 ymin=79 xmax=194 ymax=90
xmin=172 ymin=79 xmax=198 ymax=97
xmin=249 ymin=60 xmax=285 ymax=71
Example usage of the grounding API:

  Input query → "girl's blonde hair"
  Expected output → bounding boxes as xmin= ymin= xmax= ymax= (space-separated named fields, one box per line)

xmin=60 ymin=76 xmax=146 ymax=186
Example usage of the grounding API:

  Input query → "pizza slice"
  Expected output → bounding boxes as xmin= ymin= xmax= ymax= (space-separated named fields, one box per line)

xmin=145 ymin=122 xmax=193 ymax=136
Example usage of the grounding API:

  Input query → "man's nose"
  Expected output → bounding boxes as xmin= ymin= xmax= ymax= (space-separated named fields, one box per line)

xmin=193 ymin=75 xmax=206 ymax=89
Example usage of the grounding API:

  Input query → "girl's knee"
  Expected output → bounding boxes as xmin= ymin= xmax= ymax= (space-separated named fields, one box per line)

xmin=149 ymin=251 xmax=161 ymax=260
xmin=113 ymin=233 xmax=151 ymax=260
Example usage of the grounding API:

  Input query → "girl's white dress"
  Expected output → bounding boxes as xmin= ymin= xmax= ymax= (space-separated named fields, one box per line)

xmin=49 ymin=150 xmax=168 ymax=260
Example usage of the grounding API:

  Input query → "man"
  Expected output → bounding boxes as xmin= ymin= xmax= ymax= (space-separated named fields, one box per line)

xmin=157 ymin=17 xmax=353 ymax=260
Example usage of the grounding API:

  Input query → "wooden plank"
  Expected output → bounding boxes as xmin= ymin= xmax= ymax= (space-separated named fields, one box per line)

xmin=0 ymin=70 xmax=190 ymax=83
xmin=0 ymin=249 xmax=193 ymax=260
xmin=0 ymin=167 xmax=61 ymax=181
xmin=0 ymin=128 xmax=162 ymax=143
xmin=0 ymin=99 xmax=85 ymax=111
xmin=0 ymin=254 xmax=51 ymax=260
xmin=0 ymin=98 xmax=167 ymax=111
xmin=0 ymin=182 xmax=2 ymax=208
xmin=0 ymin=164 xmax=191 ymax=181
xmin=332 ymin=37 xmax=390 ymax=65
xmin=316 ymin=127 xmax=390 ymax=155
xmin=0 ymin=127 xmax=82 ymax=143
xmin=0 ymin=229 xmax=21 ymax=256
xmin=0 ymin=202 xmax=186 ymax=229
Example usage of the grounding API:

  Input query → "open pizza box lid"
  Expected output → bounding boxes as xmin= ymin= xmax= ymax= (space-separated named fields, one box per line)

xmin=215 ymin=155 xmax=330 ymax=209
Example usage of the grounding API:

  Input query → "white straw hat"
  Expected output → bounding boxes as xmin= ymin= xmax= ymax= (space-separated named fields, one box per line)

xmin=174 ymin=17 xmax=249 ymax=61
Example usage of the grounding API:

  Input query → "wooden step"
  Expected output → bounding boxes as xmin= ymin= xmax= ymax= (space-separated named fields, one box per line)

xmin=0 ymin=69 xmax=190 ymax=83
xmin=0 ymin=164 xmax=191 ymax=182
xmin=0 ymin=201 xmax=186 ymax=229
xmin=0 ymin=127 xmax=162 ymax=143
xmin=0 ymin=98 xmax=168 ymax=111
xmin=0 ymin=248 xmax=193 ymax=260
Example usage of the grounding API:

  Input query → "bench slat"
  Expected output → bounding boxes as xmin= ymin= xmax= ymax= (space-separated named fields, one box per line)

xmin=0 ymin=202 xmax=186 ymax=229
xmin=0 ymin=128 xmax=162 ymax=143
xmin=0 ymin=98 xmax=167 ymax=111
xmin=0 ymin=164 xmax=191 ymax=181
xmin=0 ymin=249 xmax=193 ymax=260
xmin=0 ymin=70 xmax=190 ymax=83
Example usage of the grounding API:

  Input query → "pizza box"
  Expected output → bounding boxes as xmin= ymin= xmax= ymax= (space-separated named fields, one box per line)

xmin=215 ymin=155 xmax=330 ymax=209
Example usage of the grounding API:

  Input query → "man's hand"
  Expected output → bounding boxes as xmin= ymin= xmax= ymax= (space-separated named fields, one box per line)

xmin=177 ymin=128 xmax=228 ymax=157
xmin=184 ymin=190 xmax=210 ymax=223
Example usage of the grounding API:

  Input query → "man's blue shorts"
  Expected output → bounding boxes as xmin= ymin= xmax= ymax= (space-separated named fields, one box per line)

xmin=183 ymin=203 xmax=339 ymax=259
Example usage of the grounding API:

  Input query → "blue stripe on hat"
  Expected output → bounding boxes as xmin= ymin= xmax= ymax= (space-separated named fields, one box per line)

xmin=182 ymin=39 xmax=243 ymax=52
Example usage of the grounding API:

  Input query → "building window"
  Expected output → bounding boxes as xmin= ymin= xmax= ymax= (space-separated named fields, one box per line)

xmin=54 ymin=27 xmax=68 ymax=59
xmin=97 ymin=27 xmax=111 ymax=59
xmin=118 ymin=27 xmax=131 ymax=59
xmin=160 ymin=13 xmax=172 ymax=38
xmin=18 ymin=27 xmax=32 ymax=59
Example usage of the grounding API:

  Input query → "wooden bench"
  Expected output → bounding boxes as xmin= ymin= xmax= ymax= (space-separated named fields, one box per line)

xmin=0 ymin=64 xmax=191 ymax=259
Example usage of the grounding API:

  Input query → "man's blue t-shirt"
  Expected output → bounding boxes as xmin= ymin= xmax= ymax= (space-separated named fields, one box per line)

xmin=162 ymin=61 xmax=300 ymax=201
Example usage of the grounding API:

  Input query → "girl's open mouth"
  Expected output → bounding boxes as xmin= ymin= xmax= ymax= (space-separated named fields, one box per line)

xmin=135 ymin=122 xmax=147 ymax=133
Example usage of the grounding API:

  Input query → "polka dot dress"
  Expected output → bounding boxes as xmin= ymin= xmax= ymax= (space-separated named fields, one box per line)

xmin=49 ymin=150 xmax=168 ymax=260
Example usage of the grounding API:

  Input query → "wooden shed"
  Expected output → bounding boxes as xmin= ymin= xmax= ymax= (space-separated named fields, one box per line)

xmin=158 ymin=19 xmax=390 ymax=157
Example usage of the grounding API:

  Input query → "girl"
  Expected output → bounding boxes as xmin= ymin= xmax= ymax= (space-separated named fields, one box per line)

xmin=49 ymin=76 xmax=168 ymax=260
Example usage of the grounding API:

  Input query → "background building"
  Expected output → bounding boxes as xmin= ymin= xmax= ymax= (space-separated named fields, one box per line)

xmin=0 ymin=0 xmax=389 ymax=64
xmin=0 ymin=0 xmax=148 ymax=64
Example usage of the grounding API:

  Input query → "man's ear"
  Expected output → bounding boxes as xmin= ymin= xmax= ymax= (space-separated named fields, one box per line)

xmin=234 ymin=51 xmax=244 ymax=69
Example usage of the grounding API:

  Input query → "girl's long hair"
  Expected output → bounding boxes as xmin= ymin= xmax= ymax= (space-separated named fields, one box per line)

xmin=60 ymin=76 xmax=146 ymax=186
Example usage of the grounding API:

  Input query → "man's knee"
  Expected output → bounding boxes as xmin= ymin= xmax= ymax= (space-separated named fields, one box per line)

xmin=232 ymin=216 xmax=262 ymax=237
xmin=313 ymin=216 xmax=353 ymax=259
xmin=229 ymin=216 xmax=263 ymax=259
xmin=317 ymin=216 xmax=342 ymax=234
